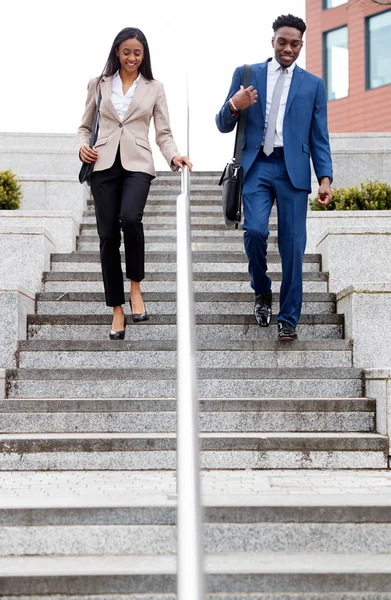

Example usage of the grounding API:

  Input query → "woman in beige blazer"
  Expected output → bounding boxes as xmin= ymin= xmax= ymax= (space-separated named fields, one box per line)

xmin=78 ymin=27 xmax=191 ymax=339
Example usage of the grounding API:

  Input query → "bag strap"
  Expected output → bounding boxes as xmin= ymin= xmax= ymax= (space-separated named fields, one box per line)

xmin=88 ymin=87 xmax=102 ymax=148
xmin=233 ymin=64 xmax=251 ymax=165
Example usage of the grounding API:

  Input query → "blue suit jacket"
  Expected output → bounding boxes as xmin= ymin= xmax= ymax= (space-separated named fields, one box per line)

xmin=216 ymin=60 xmax=333 ymax=192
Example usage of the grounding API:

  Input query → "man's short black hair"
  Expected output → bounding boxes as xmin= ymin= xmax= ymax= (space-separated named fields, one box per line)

xmin=272 ymin=14 xmax=307 ymax=35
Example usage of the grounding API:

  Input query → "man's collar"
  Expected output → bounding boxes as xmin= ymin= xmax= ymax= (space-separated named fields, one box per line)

xmin=270 ymin=57 xmax=296 ymax=74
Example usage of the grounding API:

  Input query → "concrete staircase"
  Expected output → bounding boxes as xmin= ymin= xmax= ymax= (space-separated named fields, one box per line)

xmin=1 ymin=172 xmax=390 ymax=597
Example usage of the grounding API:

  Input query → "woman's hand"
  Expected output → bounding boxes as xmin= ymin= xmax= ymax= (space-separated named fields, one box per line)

xmin=172 ymin=156 xmax=193 ymax=172
xmin=80 ymin=145 xmax=99 ymax=164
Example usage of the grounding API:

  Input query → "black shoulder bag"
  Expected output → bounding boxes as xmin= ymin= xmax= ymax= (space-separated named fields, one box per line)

xmin=78 ymin=88 xmax=102 ymax=186
xmin=218 ymin=64 xmax=251 ymax=228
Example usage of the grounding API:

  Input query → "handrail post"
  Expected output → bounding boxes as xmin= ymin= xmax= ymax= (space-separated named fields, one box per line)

xmin=176 ymin=164 xmax=205 ymax=600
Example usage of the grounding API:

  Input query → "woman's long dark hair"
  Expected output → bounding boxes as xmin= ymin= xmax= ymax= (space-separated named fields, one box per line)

xmin=100 ymin=27 xmax=154 ymax=81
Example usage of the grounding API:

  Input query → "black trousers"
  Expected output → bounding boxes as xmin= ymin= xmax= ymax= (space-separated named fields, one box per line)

xmin=91 ymin=149 xmax=153 ymax=307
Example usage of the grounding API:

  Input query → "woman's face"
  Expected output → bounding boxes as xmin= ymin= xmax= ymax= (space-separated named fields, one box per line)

xmin=116 ymin=38 xmax=144 ymax=75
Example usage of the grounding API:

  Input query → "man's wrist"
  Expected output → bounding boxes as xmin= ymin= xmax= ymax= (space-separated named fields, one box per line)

xmin=319 ymin=176 xmax=333 ymax=185
xmin=229 ymin=98 xmax=238 ymax=112
xmin=228 ymin=98 xmax=239 ymax=116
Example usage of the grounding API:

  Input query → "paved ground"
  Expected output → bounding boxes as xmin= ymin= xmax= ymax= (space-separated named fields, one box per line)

xmin=1 ymin=470 xmax=391 ymax=507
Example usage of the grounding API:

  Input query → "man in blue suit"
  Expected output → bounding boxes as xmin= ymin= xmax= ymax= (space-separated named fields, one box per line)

xmin=216 ymin=14 xmax=333 ymax=340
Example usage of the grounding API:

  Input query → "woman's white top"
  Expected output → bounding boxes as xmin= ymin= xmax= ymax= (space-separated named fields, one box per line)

xmin=111 ymin=71 xmax=141 ymax=121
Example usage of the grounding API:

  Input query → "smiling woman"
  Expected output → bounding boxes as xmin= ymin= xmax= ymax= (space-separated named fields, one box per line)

xmin=102 ymin=28 xmax=154 ymax=85
xmin=77 ymin=27 xmax=192 ymax=340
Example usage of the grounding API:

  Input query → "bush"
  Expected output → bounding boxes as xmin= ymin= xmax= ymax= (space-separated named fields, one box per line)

xmin=310 ymin=180 xmax=391 ymax=211
xmin=0 ymin=170 xmax=22 ymax=210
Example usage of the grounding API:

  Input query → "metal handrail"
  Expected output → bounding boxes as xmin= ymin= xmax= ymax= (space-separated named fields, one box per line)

xmin=176 ymin=164 xmax=205 ymax=597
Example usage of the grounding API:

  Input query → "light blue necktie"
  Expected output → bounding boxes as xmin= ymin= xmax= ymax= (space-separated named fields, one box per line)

xmin=263 ymin=67 xmax=287 ymax=156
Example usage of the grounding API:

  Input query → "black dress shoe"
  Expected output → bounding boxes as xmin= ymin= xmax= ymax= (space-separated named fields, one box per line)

xmin=278 ymin=321 xmax=298 ymax=340
xmin=129 ymin=299 xmax=149 ymax=323
xmin=109 ymin=316 xmax=126 ymax=340
xmin=254 ymin=292 xmax=272 ymax=327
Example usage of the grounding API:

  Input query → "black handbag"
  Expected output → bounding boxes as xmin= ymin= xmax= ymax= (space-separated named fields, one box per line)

xmin=78 ymin=88 xmax=102 ymax=185
xmin=218 ymin=64 xmax=251 ymax=228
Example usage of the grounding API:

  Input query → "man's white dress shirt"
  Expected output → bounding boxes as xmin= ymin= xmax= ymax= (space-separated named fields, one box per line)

xmin=111 ymin=71 xmax=140 ymax=121
xmin=264 ymin=58 xmax=296 ymax=148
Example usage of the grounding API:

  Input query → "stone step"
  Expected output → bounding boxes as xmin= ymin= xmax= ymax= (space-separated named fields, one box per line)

xmin=48 ymin=261 xmax=321 ymax=275
xmin=112 ymin=196 xmax=222 ymax=205
xmin=2 ymin=502 xmax=391 ymax=554
xmin=0 ymin=431 xmax=386 ymax=470
xmin=152 ymin=176 xmax=219 ymax=186
xmin=84 ymin=205 xmax=233 ymax=216
xmin=49 ymin=263 xmax=322 ymax=276
xmin=1 ymin=553 xmax=391 ymax=597
xmin=51 ymin=251 xmax=321 ymax=265
xmin=86 ymin=195 xmax=276 ymax=207
xmin=85 ymin=199 xmax=275 ymax=210
xmin=17 ymin=338 xmax=351 ymax=369
xmin=0 ymin=395 xmax=373 ymax=433
xmin=82 ymin=215 xmax=277 ymax=226
xmin=3 ymin=411 xmax=371 ymax=434
xmin=0 ymin=399 xmax=372 ymax=434
xmin=45 ymin=260 xmax=322 ymax=283
xmin=6 ymin=366 xmax=363 ymax=399
xmin=80 ymin=221 xmax=279 ymax=232
xmin=147 ymin=192 xmax=222 ymax=200
xmin=152 ymin=174 xmax=219 ymax=184
xmin=156 ymin=171 xmax=222 ymax=177
xmin=42 ymin=279 xmax=328 ymax=293
xmin=79 ymin=230 xmax=246 ymax=240
xmin=48 ymin=253 xmax=324 ymax=284
xmin=77 ymin=239 xmax=282 ymax=252
xmin=79 ymin=232 xmax=282 ymax=249
xmin=35 ymin=292 xmax=336 ymax=315
xmin=87 ymin=196 xmax=224 ymax=206
xmin=27 ymin=314 xmax=344 ymax=341
xmin=1 ymin=395 xmax=369 ymax=411
xmin=17 ymin=337 xmax=351 ymax=351
xmin=149 ymin=186 xmax=220 ymax=194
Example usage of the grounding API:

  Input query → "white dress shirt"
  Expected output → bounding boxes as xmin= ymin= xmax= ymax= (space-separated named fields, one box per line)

xmin=264 ymin=58 xmax=296 ymax=147
xmin=111 ymin=71 xmax=140 ymax=121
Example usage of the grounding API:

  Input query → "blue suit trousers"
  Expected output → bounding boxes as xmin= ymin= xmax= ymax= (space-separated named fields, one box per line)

xmin=242 ymin=149 xmax=308 ymax=328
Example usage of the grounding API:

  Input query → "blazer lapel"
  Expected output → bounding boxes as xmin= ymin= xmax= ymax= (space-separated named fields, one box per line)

xmin=256 ymin=59 xmax=271 ymax=121
xmin=285 ymin=66 xmax=305 ymax=117
xmin=123 ymin=76 xmax=150 ymax=122
xmin=100 ymin=76 xmax=121 ymax=122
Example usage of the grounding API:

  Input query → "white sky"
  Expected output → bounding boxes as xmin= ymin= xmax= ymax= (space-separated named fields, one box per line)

xmin=0 ymin=0 xmax=306 ymax=170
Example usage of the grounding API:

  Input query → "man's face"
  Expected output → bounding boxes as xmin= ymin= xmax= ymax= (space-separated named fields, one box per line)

xmin=272 ymin=26 xmax=303 ymax=68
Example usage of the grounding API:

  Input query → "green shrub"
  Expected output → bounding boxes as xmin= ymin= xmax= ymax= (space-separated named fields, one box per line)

xmin=0 ymin=170 xmax=22 ymax=210
xmin=310 ymin=180 xmax=391 ymax=211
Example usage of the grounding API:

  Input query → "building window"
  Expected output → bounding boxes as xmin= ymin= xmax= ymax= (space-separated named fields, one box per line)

xmin=366 ymin=10 xmax=391 ymax=90
xmin=324 ymin=26 xmax=349 ymax=101
xmin=323 ymin=0 xmax=348 ymax=9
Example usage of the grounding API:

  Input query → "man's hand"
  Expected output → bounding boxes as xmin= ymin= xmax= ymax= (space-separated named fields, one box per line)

xmin=317 ymin=178 xmax=332 ymax=207
xmin=231 ymin=85 xmax=258 ymax=111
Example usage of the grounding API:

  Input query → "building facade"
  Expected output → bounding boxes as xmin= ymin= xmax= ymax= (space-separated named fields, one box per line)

xmin=306 ymin=0 xmax=391 ymax=132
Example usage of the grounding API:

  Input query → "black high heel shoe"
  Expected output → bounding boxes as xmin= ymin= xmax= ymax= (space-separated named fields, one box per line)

xmin=129 ymin=298 xmax=149 ymax=323
xmin=109 ymin=315 xmax=127 ymax=340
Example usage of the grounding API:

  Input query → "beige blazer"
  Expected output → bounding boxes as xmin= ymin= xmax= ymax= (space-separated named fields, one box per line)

xmin=77 ymin=75 xmax=179 ymax=176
